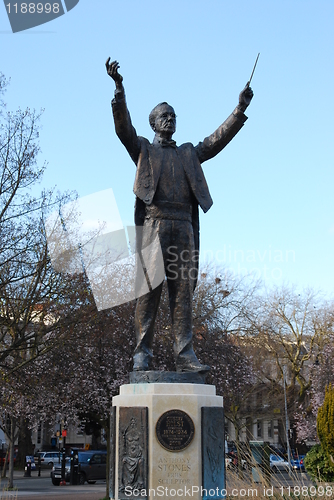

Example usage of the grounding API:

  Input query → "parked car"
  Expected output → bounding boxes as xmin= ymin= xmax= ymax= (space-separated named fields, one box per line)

xmin=51 ymin=450 xmax=107 ymax=485
xmin=225 ymin=451 xmax=248 ymax=470
xmin=270 ymin=454 xmax=290 ymax=472
xmin=0 ymin=451 xmax=16 ymax=466
xmin=34 ymin=451 xmax=61 ymax=468
xmin=51 ymin=457 xmax=71 ymax=485
xmin=291 ymin=455 xmax=305 ymax=472
xmin=225 ymin=452 xmax=237 ymax=470
xmin=269 ymin=446 xmax=286 ymax=459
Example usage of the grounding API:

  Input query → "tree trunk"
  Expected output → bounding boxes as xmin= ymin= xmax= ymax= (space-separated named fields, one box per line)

xmin=17 ymin=418 xmax=33 ymax=468
xmin=7 ymin=417 xmax=16 ymax=489
xmin=91 ymin=431 xmax=100 ymax=450
xmin=233 ymin=422 xmax=244 ymax=479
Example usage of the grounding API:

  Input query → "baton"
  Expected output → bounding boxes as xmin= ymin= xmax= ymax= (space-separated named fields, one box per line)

xmin=247 ymin=52 xmax=260 ymax=86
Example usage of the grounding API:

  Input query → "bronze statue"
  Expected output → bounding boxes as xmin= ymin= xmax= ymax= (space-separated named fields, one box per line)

xmin=106 ymin=59 xmax=253 ymax=373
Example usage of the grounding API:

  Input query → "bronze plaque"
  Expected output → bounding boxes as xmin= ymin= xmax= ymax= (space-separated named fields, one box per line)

xmin=156 ymin=409 xmax=195 ymax=451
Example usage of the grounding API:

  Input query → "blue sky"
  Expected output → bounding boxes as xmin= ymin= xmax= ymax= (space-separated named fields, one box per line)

xmin=1 ymin=0 xmax=333 ymax=296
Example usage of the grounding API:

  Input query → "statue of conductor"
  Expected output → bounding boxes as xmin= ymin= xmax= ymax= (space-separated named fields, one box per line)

xmin=106 ymin=59 xmax=253 ymax=373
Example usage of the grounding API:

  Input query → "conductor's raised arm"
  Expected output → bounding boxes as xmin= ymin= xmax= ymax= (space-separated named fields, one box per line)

xmin=195 ymin=83 xmax=254 ymax=163
xmin=106 ymin=58 xmax=140 ymax=164
xmin=237 ymin=83 xmax=254 ymax=113
xmin=106 ymin=58 xmax=124 ymax=90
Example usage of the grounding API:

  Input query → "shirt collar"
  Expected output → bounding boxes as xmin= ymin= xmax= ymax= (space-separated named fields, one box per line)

xmin=153 ymin=136 xmax=177 ymax=148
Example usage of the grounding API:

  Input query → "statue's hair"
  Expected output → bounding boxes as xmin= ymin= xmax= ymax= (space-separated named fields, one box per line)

xmin=149 ymin=102 xmax=173 ymax=131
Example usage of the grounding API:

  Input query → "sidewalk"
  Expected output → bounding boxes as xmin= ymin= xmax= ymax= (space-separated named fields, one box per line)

xmin=3 ymin=494 xmax=104 ymax=500
xmin=1 ymin=468 xmax=50 ymax=480
xmin=0 ymin=469 xmax=107 ymax=499
xmin=13 ymin=494 xmax=104 ymax=500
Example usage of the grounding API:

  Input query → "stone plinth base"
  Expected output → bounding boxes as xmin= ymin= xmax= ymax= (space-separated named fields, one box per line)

xmin=129 ymin=371 xmax=207 ymax=384
xmin=110 ymin=382 xmax=225 ymax=500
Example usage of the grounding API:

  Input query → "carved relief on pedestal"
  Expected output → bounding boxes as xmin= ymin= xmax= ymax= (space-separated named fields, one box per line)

xmin=202 ymin=407 xmax=225 ymax=497
xmin=118 ymin=407 xmax=148 ymax=499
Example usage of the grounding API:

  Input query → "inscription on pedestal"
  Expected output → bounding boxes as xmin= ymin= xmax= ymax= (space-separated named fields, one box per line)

xmin=156 ymin=456 xmax=192 ymax=486
xmin=156 ymin=409 xmax=195 ymax=451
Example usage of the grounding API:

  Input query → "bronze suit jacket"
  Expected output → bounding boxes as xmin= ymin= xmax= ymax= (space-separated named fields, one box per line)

xmin=111 ymin=89 xmax=248 ymax=268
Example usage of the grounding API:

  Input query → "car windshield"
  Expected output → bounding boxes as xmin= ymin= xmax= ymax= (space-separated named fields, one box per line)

xmin=78 ymin=452 xmax=94 ymax=463
xmin=270 ymin=455 xmax=283 ymax=461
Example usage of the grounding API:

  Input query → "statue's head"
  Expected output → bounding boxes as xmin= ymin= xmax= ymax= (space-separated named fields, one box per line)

xmin=149 ymin=102 xmax=176 ymax=138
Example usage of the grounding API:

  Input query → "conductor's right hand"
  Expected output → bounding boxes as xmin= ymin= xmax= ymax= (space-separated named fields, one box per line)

xmin=105 ymin=58 xmax=123 ymax=86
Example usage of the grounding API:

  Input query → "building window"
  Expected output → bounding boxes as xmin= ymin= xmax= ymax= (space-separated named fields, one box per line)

xmin=268 ymin=420 xmax=272 ymax=438
xmin=257 ymin=420 xmax=262 ymax=438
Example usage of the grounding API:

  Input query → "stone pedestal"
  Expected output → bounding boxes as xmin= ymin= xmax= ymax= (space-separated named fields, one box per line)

xmin=110 ymin=380 xmax=225 ymax=500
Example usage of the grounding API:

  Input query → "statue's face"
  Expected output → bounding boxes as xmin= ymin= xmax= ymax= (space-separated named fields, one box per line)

xmin=153 ymin=104 xmax=176 ymax=137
